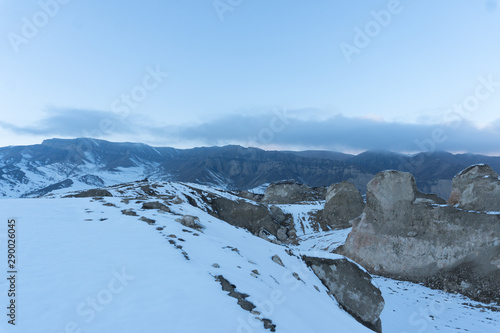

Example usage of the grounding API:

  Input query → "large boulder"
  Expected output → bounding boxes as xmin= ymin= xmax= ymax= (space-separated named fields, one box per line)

xmin=448 ymin=164 xmax=500 ymax=211
xmin=323 ymin=181 xmax=364 ymax=228
xmin=141 ymin=201 xmax=170 ymax=212
xmin=178 ymin=215 xmax=203 ymax=230
xmin=211 ymin=197 xmax=281 ymax=237
xmin=341 ymin=169 xmax=500 ymax=304
xmin=269 ymin=205 xmax=287 ymax=225
xmin=303 ymin=256 xmax=384 ymax=333
xmin=262 ymin=180 xmax=321 ymax=204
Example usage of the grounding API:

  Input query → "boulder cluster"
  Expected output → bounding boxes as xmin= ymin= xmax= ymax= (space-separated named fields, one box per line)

xmin=262 ymin=180 xmax=325 ymax=204
xmin=340 ymin=165 xmax=500 ymax=304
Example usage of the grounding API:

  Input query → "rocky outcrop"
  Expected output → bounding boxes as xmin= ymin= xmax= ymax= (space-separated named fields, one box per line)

xmin=211 ymin=197 xmax=281 ymax=237
xmin=262 ymin=180 xmax=323 ymax=204
xmin=269 ymin=205 xmax=287 ymax=225
xmin=66 ymin=188 xmax=113 ymax=198
xmin=448 ymin=164 xmax=500 ymax=211
xmin=303 ymin=256 xmax=384 ymax=333
xmin=141 ymin=201 xmax=170 ymax=212
xmin=237 ymin=191 xmax=264 ymax=202
xmin=323 ymin=181 xmax=364 ymax=228
xmin=341 ymin=169 xmax=500 ymax=304
xmin=215 ymin=275 xmax=277 ymax=331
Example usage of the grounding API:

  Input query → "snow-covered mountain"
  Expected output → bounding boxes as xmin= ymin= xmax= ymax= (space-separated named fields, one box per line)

xmin=2 ymin=138 xmax=500 ymax=198
xmin=0 ymin=138 xmax=169 ymax=198
xmin=0 ymin=179 xmax=498 ymax=332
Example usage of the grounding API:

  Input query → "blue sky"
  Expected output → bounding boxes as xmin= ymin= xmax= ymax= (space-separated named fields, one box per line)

xmin=0 ymin=0 xmax=499 ymax=153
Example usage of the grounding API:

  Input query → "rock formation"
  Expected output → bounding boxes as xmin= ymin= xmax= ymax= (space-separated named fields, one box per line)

xmin=262 ymin=180 xmax=323 ymax=204
xmin=341 ymin=168 xmax=500 ymax=304
xmin=448 ymin=164 xmax=500 ymax=211
xmin=211 ymin=197 xmax=283 ymax=238
xmin=303 ymin=256 xmax=385 ymax=333
xmin=66 ymin=188 xmax=113 ymax=198
xmin=323 ymin=181 xmax=364 ymax=228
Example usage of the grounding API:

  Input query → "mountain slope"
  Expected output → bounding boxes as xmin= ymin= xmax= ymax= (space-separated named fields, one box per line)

xmin=1 ymin=138 xmax=500 ymax=198
xmin=1 ymin=180 xmax=498 ymax=332
xmin=0 ymin=184 xmax=375 ymax=333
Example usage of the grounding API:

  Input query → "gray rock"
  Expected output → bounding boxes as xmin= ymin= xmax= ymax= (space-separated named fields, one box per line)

xmin=312 ymin=186 xmax=327 ymax=199
xmin=139 ymin=216 xmax=155 ymax=225
xmin=141 ymin=201 xmax=170 ymax=212
xmin=172 ymin=196 xmax=184 ymax=204
xmin=178 ymin=215 xmax=203 ymax=230
xmin=269 ymin=205 xmax=286 ymax=224
xmin=323 ymin=181 xmax=364 ymax=228
xmin=237 ymin=191 xmax=264 ymax=202
xmin=262 ymin=180 xmax=318 ymax=204
xmin=288 ymin=229 xmax=297 ymax=239
xmin=70 ymin=189 xmax=113 ymax=198
xmin=276 ymin=227 xmax=288 ymax=241
xmin=211 ymin=197 xmax=279 ymax=236
xmin=448 ymin=164 xmax=500 ymax=211
xmin=341 ymin=169 xmax=500 ymax=304
xmin=215 ymin=275 xmax=256 ymax=312
xmin=271 ymin=254 xmax=284 ymax=267
xmin=258 ymin=228 xmax=272 ymax=240
xmin=121 ymin=209 xmax=138 ymax=216
xmin=304 ymin=256 xmax=384 ymax=333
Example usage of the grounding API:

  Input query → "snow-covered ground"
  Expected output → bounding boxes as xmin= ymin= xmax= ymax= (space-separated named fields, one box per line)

xmin=0 ymin=193 xmax=371 ymax=332
xmin=0 ymin=182 xmax=498 ymax=332
xmin=375 ymin=277 xmax=500 ymax=333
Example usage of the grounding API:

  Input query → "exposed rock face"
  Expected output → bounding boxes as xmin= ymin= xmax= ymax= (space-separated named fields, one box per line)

xmin=323 ymin=181 xmax=364 ymax=228
xmin=269 ymin=205 xmax=287 ymax=225
xmin=237 ymin=191 xmax=264 ymax=202
xmin=262 ymin=180 xmax=322 ymax=204
xmin=303 ymin=256 xmax=384 ymax=333
xmin=211 ymin=197 xmax=280 ymax=237
xmin=68 ymin=188 xmax=113 ymax=198
xmin=312 ymin=186 xmax=327 ymax=199
xmin=141 ymin=201 xmax=170 ymax=212
xmin=341 ymin=169 xmax=500 ymax=304
xmin=448 ymin=164 xmax=500 ymax=211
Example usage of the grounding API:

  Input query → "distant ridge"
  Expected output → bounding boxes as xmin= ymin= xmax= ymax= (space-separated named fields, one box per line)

xmin=0 ymin=138 xmax=499 ymax=198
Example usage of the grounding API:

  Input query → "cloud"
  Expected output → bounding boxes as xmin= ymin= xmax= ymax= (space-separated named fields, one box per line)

xmin=0 ymin=108 xmax=137 ymax=137
xmin=2 ymin=108 xmax=500 ymax=154
xmin=169 ymin=111 xmax=500 ymax=154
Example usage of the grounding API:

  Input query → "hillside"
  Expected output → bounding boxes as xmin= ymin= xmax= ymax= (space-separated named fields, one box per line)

xmin=1 ymin=180 xmax=499 ymax=332
xmin=1 ymin=138 xmax=500 ymax=199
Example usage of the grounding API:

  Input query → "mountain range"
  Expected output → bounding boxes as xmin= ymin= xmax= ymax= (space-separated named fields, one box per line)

xmin=1 ymin=137 xmax=500 ymax=198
